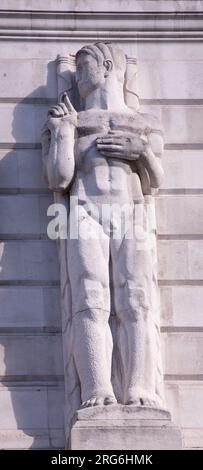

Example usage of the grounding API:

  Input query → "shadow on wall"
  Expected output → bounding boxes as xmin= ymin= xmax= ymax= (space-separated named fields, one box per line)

xmin=0 ymin=60 xmax=65 ymax=449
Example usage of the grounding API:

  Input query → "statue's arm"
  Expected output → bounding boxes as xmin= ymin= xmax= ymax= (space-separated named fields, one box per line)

xmin=41 ymin=93 xmax=77 ymax=192
xmin=138 ymin=132 xmax=164 ymax=189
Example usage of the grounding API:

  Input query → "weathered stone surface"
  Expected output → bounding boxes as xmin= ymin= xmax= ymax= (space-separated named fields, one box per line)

xmin=156 ymin=196 xmax=203 ymax=235
xmin=163 ymin=333 xmax=203 ymax=375
xmin=160 ymin=286 xmax=203 ymax=327
xmin=0 ymin=103 xmax=48 ymax=143
xmin=0 ymin=286 xmax=60 ymax=328
xmin=158 ymin=240 xmax=203 ymax=280
xmin=0 ymin=334 xmax=63 ymax=376
xmin=0 ymin=60 xmax=57 ymax=98
xmin=0 ymin=195 xmax=52 ymax=236
xmin=0 ymin=149 xmax=46 ymax=189
xmin=138 ymin=61 xmax=203 ymax=100
xmin=0 ymin=241 xmax=59 ymax=281
xmin=161 ymin=150 xmax=203 ymax=190
xmin=70 ymin=405 xmax=182 ymax=450
xmin=1 ymin=1 xmax=201 ymax=13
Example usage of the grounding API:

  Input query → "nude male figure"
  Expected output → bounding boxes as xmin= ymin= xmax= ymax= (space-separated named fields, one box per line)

xmin=42 ymin=43 xmax=164 ymax=409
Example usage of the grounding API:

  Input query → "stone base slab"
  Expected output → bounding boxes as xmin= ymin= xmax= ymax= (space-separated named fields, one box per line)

xmin=70 ymin=405 xmax=182 ymax=450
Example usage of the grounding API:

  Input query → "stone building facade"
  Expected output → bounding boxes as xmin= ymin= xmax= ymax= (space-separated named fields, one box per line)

xmin=0 ymin=0 xmax=203 ymax=449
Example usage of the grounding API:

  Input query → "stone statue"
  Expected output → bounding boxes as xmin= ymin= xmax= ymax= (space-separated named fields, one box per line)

xmin=41 ymin=42 xmax=165 ymax=430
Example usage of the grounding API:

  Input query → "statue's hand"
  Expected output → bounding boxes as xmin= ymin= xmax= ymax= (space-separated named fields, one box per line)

xmin=96 ymin=130 xmax=148 ymax=160
xmin=46 ymin=92 xmax=77 ymax=131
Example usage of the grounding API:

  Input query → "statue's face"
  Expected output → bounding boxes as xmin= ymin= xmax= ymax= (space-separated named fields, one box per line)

xmin=76 ymin=52 xmax=105 ymax=98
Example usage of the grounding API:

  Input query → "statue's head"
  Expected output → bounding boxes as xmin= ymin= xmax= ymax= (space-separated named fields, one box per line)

xmin=75 ymin=42 xmax=126 ymax=98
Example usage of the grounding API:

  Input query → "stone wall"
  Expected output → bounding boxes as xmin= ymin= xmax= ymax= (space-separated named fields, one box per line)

xmin=0 ymin=0 xmax=203 ymax=449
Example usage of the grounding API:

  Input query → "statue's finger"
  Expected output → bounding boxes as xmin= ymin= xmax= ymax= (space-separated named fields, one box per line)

xmin=97 ymin=144 xmax=123 ymax=151
xmin=61 ymin=92 xmax=76 ymax=113
xmin=58 ymin=102 xmax=68 ymax=115
xmin=97 ymin=137 xmax=121 ymax=144
xmin=100 ymin=151 xmax=122 ymax=158
xmin=48 ymin=107 xmax=62 ymax=117
xmin=97 ymin=138 xmax=112 ymax=144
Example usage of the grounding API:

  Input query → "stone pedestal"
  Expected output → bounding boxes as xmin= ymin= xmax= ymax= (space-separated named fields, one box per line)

xmin=70 ymin=405 xmax=182 ymax=450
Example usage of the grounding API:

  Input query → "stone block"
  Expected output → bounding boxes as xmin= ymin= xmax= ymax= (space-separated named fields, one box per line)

xmin=160 ymin=286 xmax=203 ymax=327
xmin=138 ymin=61 xmax=203 ymax=100
xmin=70 ymin=405 xmax=182 ymax=450
xmin=47 ymin=388 xmax=65 ymax=428
xmin=161 ymin=150 xmax=203 ymax=190
xmin=137 ymin=41 xmax=203 ymax=62
xmin=0 ymin=286 xmax=61 ymax=328
xmin=156 ymin=196 xmax=203 ymax=235
xmin=0 ymin=429 xmax=49 ymax=450
xmin=0 ymin=149 xmax=46 ymax=189
xmin=0 ymin=195 xmax=52 ymax=236
xmin=179 ymin=385 xmax=203 ymax=428
xmin=0 ymin=334 xmax=63 ymax=376
xmin=163 ymin=333 xmax=203 ymax=375
xmin=140 ymin=104 xmax=203 ymax=145
xmin=0 ymin=59 xmax=57 ymax=99
xmin=182 ymin=428 xmax=203 ymax=449
xmin=0 ymin=40 xmax=81 ymax=61
xmin=0 ymin=388 xmax=48 ymax=429
xmin=158 ymin=240 xmax=203 ymax=280
xmin=49 ymin=429 xmax=65 ymax=449
xmin=158 ymin=240 xmax=189 ymax=280
xmin=0 ymin=240 xmax=59 ymax=282
xmin=0 ymin=103 xmax=49 ymax=143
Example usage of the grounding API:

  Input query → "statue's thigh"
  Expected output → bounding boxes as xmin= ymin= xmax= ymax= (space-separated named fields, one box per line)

xmin=111 ymin=237 xmax=152 ymax=283
xmin=67 ymin=235 xmax=110 ymax=313
xmin=110 ymin=237 xmax=153 ymax=317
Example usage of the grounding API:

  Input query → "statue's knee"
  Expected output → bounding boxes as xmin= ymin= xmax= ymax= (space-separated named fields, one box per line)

xmin=73 ymin=308 xmax=110 ymax=325
xmin=117 ymin=281 xmax=150 ymax=323
xmin=72 ymin=278 xmax=110 ymax=313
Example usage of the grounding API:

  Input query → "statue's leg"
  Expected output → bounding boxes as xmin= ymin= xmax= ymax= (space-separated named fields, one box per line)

xmin=111 ymin=231 xmax=159 ymax=407
xmin=67 ymin=217 xmax=116 ymax=407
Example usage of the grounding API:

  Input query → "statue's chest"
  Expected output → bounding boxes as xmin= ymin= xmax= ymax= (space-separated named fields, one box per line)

xmin=76 ymin=111 xmax=149 ymax=160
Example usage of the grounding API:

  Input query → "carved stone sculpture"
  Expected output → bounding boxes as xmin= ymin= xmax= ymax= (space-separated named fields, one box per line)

xmin=41 ymin=42 xmax=166 ymax=442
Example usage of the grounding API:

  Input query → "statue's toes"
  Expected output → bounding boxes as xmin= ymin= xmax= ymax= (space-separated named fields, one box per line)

xmin=94 ymin=397 xmax=104 ymax=406
xmin=140 ymin=397 xmax=157 ymax=407
xmin=80 ymin=400 xmax=88 ymax=409
xmin=126 ymin=398 xmax=140 ymax=406
xmin=104 ymin=396 xmax=117 ymax=405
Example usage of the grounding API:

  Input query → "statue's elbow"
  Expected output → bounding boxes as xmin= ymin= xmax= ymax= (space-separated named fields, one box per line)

xmin=48 ymin=174 xmax=73 ymax=192
xmin=48 ymin=182 xmax=69 ymax=193
xmin=152 ymin=168 xmax=165 ymax=189
xmin=47 ymin=172 xmax=72 ymax=193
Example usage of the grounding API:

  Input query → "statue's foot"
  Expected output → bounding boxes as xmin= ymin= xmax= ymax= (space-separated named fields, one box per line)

xmin=80 ymin=395 xmax=117 ymax=409
xmin=126 ymin=397 xmax=159 ymax=407
xmin=125 ymin=389 xmax=160 ymax=408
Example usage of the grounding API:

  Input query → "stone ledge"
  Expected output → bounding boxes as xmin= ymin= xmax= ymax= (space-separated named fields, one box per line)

xmin=0 ymin=0 xmax=201 ymax=13
xmin=1 ymin=8 xmax=203 ymax=41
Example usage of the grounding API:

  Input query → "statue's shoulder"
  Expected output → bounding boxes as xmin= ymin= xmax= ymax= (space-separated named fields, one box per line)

xmin=111 ymin=109 xmax=163 ymax=135
xmin=110 ymin=110 xmax=151 ymax=132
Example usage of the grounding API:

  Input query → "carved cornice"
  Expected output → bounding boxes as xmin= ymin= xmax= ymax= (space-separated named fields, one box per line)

xmin=0 ymin=10 xmax=203 ymax=40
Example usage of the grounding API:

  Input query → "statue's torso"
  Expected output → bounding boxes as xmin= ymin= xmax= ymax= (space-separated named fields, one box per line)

xmin=70 ymin=110 xmax=151 ymax=204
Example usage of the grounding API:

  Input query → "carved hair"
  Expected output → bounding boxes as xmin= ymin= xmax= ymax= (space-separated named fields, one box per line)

xmin=76 ymin=42 xmax=126 ymax=83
